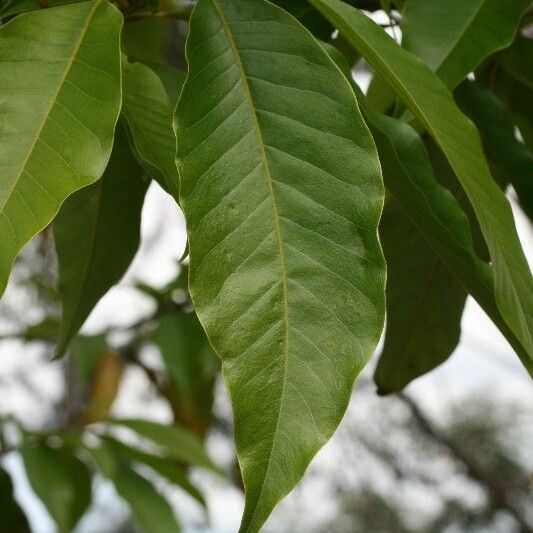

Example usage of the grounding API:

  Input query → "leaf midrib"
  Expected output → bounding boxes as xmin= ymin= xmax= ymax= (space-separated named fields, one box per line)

xmin=210 ymin=0 xmax=291 ymax=522
xmin=0 ymin=0 xmax=101 ymax=214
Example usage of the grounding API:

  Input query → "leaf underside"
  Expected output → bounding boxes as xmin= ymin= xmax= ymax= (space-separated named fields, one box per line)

xmin=54 ymin=125 xmax=148 ymax=356
xmin=0 ymin=0 xmax=122 ymax=297
xmin=176 ymin=0 xmax=385 ymax=530
xmin=376 ymin=199 xmax=466 ymax=393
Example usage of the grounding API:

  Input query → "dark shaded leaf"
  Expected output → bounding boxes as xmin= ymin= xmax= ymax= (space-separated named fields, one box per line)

xmin=112 ymin=464 xmax=181 ymax=533
xmin=88 ymin=442 xmax=181 ymax=533
xmin=376 ymin=198 xmax=466 ymax=393
xmin=311 ymin=0 xmax=533 ymax=370
xmin=54 ymin=126 xmax=148 ymax=356
xmin=455 ymin=81 xmax=533 ymax=220
xmin=102 ymin=436 xmax=206 ymax=508
xmin=0 ymin=467 xmax=30 ymax=533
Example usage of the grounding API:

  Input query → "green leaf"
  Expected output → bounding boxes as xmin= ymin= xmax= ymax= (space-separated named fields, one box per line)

xmin=363 ymin=106 xmax=531 ymax=374
xmin=0 ymin=0 xmax=85 ymax=17
xmin=101 ymin=436 xmax=206 ymax=508
xmin=491 ymin=35 xmax=533 ymax=147
xmin=366 ymin=73 xmax=398 ymax=114
xmin=455 ymin=80 xmax=533 ymax=221
xmin=54 ymin=126 xmax=148 ymax=356
xmin=0 ymin=467 xmax=30 ymax=533
xmin=152 ymin=311 xmax=219 ymax=435
xmin=105 ymin=419 xmax=221 ymax=474
xmin=0 ymin=0 xmax=122 ymax=297
xmin=311 ymin=0 xmax=533 ymax=369
xmin=401 ymin=0 xmax=529 ymax=89
xmin=112 ymin=463 xmax=181 ymax=533
xmin=141 ymin=62 xmax=186 ymax=107
xmin=319 ymin=42 xmax=522 ymax=381
xmin=88 ymin=442 xmax=181 ymax=533
xmin=21 ymin=444 xmax=91 ymax=533
xmin=176 ymin=0 xmax=385 ymax=530
xmin=18 ymin=317 xmax=59 ymax=343
xmin=366 ymin=100 xmax=473 ymax=390
xmin=121 ymin=59 xmax=180 ymax=199
xmin=376 ymin=200 xmax=466 ymax=393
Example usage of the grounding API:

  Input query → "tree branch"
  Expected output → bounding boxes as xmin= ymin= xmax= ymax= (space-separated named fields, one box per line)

xmin=398 ymin=392 xmax=531 ymax=532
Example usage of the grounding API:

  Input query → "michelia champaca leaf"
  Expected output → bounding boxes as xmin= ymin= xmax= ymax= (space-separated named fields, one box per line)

xmin=321 ymin=40 xmax=530 ymax=374
xmin=22 ymin=444 xmax=91 ymax=533
xmin=0 ymin=0 xmax=122 ymax=297
xmin=88 ymin=442 xmax=181 ymax=533
xmin=105 ymin=418 xmax=221 ymax=474
xmin=122 ymin=60 xmax=180 ymax=199
xmin=110 ymin=463 xmax=181 ymax=533
xmin=176 ymin=0 xmax=385 ymax=530
xmin=364 ymin=109 xmax=531 ymax=374
xmin=376 ymin=197 xmax=467 ymax=393
xmin=54 ymin=127 xmax=148 ymax=356
xmin=0 ymin=0 xmax=83 ymax=17
xmin=311 ymin=0 xmax=533 ymax=369
xmin=401 ymin=0 xmax=530 ymax=89
xmin=102 ymin=436 xmax=207 ymax=508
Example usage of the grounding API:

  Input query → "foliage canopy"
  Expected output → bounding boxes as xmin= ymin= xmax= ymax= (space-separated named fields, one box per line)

xmin=0 ymin=0 xmax=531 ymax=531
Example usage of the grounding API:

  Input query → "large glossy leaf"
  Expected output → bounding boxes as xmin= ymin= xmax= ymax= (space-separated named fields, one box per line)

xmin=22 ymin=444 xmax=91 ymax=533
xmin=401 ymin=0 xmax=529 ymax=89
xmin=176 ymin=0 xmax=385 ymax=530
xmin=54 ymin=126 xmax=148 ymax=356
xmin=455 ymin=81 xmax=533 ymax=221
xmin=311 ymin=0 xmax=533 ymax=368
xmin=0 ymin=0 xmax=122 ymax=297
xmin=122 ymin=59 xmax=180 ymax=199
xmin=105 ymin=418 xmax=221 ymax=473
